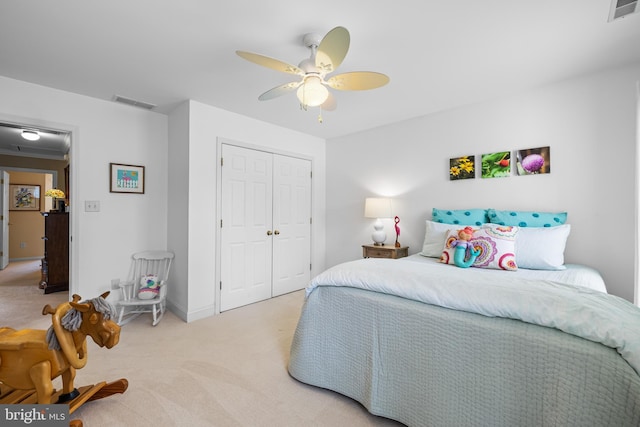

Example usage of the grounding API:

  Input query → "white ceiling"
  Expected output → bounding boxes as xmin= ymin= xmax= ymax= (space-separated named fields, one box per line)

xmin=0 ymin=1 xmax=639 ymax=150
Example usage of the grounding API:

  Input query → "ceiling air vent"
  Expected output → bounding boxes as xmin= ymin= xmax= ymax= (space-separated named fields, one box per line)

xmin=113 ymin=95 xmax=157 ymax=110
xmin=608 ymin=0 xmax=638 ymax=21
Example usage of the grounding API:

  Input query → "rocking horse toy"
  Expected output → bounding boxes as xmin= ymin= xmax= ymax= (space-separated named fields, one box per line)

xmin=0 ymin=292 xmax=128 ymax=427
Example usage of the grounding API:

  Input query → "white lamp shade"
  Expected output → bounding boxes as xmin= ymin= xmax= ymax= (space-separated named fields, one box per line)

xmin=296 ymin=76 xmax=329 ymax=107
xmin=365 ymin=198 xmax=392 ymax=246
xmin=364 ymin=198 xmax=392 ymax=219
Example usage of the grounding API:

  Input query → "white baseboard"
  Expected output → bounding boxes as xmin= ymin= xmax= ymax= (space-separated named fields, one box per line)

xmin=9 ymin=257 xmax=43 ymax=262
xmin=167 ymin=300 xmax=215 ymax=323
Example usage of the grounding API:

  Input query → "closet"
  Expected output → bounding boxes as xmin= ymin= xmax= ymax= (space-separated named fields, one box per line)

xmin=219 ymin=144 xmax=311 ymax=311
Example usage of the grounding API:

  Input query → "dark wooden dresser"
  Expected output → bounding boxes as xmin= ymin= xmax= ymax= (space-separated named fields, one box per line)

xmin=40 ymin=212 xmax=69 ymax=294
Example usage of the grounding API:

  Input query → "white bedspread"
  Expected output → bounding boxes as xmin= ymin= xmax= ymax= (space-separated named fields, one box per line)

xmin=307 ymin=255 xmax=640 ymax=375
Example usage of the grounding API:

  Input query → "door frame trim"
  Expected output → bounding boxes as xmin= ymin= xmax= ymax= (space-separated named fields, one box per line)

xmin=0 ymin=112 xmax=77 ymax=297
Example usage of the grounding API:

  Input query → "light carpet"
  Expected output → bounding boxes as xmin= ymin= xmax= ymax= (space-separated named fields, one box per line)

xmin=0 ymin=260 xmax=403 ymax=426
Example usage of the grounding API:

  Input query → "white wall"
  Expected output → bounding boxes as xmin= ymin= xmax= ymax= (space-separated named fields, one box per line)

xmin=167 ymin=101 xmax=190 ymax=318
xmin=167 ymin=100 xmax=326 ymax=321
xmin=0 ymin=76 xmax=169 ymax=301
xmin=326 ymin=63 xmax=640 ymax=302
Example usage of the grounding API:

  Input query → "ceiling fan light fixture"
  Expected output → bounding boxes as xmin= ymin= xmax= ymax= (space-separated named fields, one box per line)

xmin=21 ymin=130 xmax=40 ymax=141
xmin=297 ymin=76 xmax=329 ymax=108
xmin=238 ymin=26 xmax=387 ymax=120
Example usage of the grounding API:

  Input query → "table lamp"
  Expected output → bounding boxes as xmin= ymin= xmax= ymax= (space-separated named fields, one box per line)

xmin=364 ymin=198 xmax=392 ymax=246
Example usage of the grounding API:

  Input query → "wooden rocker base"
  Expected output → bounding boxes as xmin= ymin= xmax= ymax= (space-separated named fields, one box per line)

xmin=0 ymin=378 xmax=128 ymax=427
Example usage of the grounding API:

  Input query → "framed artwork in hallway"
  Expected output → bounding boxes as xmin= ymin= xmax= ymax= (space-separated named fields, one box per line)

xmin=9 ymin=184 xmax=40 ymax=211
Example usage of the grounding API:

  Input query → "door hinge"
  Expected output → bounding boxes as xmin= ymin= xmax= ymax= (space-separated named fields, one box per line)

xmin=220 ymin=219 xmax=223 ymax=228
xmin=310 ymin=217 xmax=312 ymax=224
xmin=220 ymin=281 xmax=222 ymax=290
xmin=221 ymin=157 xmax=224 ymax=167
xmin=310 ymin=263 xmax=312 ymax=271
xmin=310 ymin=171 xmax=312 ymax=179
xmin=0 ymin=215 xmax=3 ymax=221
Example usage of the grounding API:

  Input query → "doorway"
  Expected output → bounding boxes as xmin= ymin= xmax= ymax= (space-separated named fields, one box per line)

xmin=1 ymin=169 xmax=56 ymax=267
xmin=0 ymin=119 xmax=71 ymax=294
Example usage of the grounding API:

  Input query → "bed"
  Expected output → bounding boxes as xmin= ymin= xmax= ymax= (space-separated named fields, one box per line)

xmin=288 ymin=211 xmax=640 ymax=426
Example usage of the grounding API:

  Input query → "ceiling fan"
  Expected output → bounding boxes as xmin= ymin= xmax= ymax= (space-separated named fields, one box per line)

xmin=236 ymin=26 xmax=389 ymax=120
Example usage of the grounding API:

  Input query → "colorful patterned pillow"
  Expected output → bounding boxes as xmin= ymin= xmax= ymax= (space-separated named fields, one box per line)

xmin=487 ymin=209 xmax=567 ymax=227
xmin=138 ymin=274 xmax=160 ymax=299
xmin=432 ymin=208 xmax=488 ymax=226
xmin=440 ymin=224 xmax=518 ymax=271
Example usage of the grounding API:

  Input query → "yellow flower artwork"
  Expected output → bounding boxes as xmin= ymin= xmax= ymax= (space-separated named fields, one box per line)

xmin=449 ymin=155 xmax=475 ymax=180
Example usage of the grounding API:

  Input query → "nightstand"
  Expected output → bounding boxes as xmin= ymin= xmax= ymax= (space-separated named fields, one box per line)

xmin=362 ymin=244 xmax=409 ymax=259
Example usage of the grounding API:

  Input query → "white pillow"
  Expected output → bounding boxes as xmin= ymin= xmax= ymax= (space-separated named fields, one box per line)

xmin=515 ymin=224 xmax=571 ymax=270
xmin=421 ymin=220 xmax=455 ymax=257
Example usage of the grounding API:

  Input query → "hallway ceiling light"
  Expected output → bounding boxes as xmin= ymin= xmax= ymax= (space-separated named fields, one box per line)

xmin=21 ymin=130 xmax=40 ymax=141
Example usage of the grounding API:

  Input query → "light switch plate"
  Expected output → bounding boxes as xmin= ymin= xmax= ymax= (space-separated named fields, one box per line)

xmin=85 ymin=200 xmax=100 ymax=212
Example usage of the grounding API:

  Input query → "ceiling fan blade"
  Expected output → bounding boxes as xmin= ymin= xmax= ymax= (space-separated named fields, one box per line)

xmin=326 ymin=71 xmax=390 ymax=91
xmin=236 ymin=51 xmax=304 ymax=76
xmin=316 ymin=26 xmax=350 ymax=73
xmin=321 ymin=92 xmax=337 ymax=111
xmin=258 ymin=81 xmax=301 ymax=101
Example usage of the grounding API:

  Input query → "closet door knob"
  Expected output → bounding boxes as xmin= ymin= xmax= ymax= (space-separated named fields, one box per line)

xmin=274 ymin=230 xmax=280 ymax=235
xmin=266 ymin=230 xmax=273 ymax=236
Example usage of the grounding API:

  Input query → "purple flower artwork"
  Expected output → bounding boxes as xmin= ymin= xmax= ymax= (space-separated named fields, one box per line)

xmin=516 ymin=146 xmax=550 ymax=175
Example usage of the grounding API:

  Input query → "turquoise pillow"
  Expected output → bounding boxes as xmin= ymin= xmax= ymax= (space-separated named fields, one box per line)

xmin=487 ymin=209 xmax=567 ymax=227
xmin=432 ymin=208 xmax=487 ymax=226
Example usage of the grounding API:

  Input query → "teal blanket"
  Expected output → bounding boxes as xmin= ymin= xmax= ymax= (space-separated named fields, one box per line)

xmin=290 ymin=260 xmax=640 ymax=426
xmin=305 ymin=257 xmax=640 ymax=375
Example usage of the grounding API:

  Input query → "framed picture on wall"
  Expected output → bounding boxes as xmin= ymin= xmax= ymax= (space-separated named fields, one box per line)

xmin=110 ymin=163 xmax=145 ymax=194
xmin=481 ymin=151 xmax=511 ymax=178
xmin=515 ymin=146 xmax=551 ymax=175
xmin=449 ymin=155 xmax=475 ymax=180
xmin=9 ymin=184 xmax=41 ymax=211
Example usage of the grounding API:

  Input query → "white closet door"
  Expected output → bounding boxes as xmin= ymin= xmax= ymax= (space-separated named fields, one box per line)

xmin=272 ymin=154 xmax=311 ymax=297
xmin=220 ymin=144 xmax=273 ymax=311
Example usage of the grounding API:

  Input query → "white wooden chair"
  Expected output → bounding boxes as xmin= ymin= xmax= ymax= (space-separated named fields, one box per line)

xmin=116 ymin=250 xmax=174 ymax=326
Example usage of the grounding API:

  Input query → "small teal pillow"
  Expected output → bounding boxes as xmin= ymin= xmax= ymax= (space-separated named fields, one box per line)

xmin=487 ymin=209 xmax=567 ymax=227
xmin=432 ymin=208 xmax=487 ymax=226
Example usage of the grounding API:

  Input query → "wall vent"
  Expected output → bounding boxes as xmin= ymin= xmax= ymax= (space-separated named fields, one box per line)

xmin=113 ymin=95 xmax=157 ymax=110
xmin=608 ymin=0 xmax=638 ymax=21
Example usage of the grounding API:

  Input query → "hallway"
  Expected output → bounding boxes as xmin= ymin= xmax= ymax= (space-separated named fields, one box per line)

xmin=0 ymin=259 xmax=67 ymax=328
